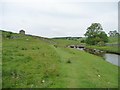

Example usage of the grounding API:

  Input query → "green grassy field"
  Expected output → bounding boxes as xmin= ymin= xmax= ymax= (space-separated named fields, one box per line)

xmin=108 ymin=36 xmax=119 ymax=44
xmin=86 ymin=45 xmax=120 ymax=54
xmin=2 ymin=32 xmax=61 ymax=88
xmin=52 ymin=47 xmax=118 ymax=88
xmin=2 ymin=31 xmax=119 ymax=88
xmin=53 ymin=38 xmax=82 ymax=47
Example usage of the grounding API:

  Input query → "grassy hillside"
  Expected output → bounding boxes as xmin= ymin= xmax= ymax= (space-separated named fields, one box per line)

xmin=52 ymin=47 xmax=118 ymax=88
xmin=53 ymin=39 xmax=82 ymax=47
xmin=2 ymin=31 xmax=60 ymax=88
xmin=2 ymin=30 xmax=119 ymax=88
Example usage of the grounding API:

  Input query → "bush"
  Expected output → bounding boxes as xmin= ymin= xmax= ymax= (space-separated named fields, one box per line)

xmin=54 ymin=45 xmax=57 ymax=48
xmin=81 ymin=40 xmax=85 ymax=43
xmin=97 ymin=41 xmax=105 ymax=46
xmin=5 ymin=32 xmax=13 ymax=39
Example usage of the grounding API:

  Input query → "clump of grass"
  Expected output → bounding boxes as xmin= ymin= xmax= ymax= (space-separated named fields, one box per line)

xmin=66 ymin=59 xmax=71 ymax=63
xmin=32 ymin=48 xmax=35 ymax=50
xmin=54 ymin=45 xmax=58 ymax=48
xmin=32 ymin=47 xmax=40 ymax=50
xmin=17 ymin=53 xmax=24 ymax=56
xmin=41 ymin=53 xmax=46 ymax=56
xmin=21 ymin=47 xmax=27 ymax=50
xmin=10 ymin=56 xmax=14 ymax=59
xmin=24 ymin=56 xmax=33 ymax=63
xmin=16 ymin=46 xmax=18 ymax=48
xmin=56 ymin=74 xmax=60 ymax=77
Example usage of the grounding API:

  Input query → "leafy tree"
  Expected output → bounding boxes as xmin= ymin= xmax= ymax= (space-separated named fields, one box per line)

xmin=84 ymin=23 xmax=108 ymax=45
xmin=108 ymin=30 xmax=119 ymax=37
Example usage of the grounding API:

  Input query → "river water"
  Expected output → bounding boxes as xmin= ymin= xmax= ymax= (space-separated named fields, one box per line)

xmin=76 ymin=47 xmax=120 ymax=67
xmin=104 ymin=53 xmax=120 ymax=67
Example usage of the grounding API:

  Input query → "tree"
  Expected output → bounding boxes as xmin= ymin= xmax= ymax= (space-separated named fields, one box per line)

xmin=84 ymin=23 xmax=108 ymax=45
xmin=108 ymin=30 xmax=119 ymax=37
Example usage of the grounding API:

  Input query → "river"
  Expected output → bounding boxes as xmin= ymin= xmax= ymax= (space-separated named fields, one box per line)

xmin=104 ymin=53 xmax=120 ymax=66
xmin=76 ymin=47 xmax=120 ymax=67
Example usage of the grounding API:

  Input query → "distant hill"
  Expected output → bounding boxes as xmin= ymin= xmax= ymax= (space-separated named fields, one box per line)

xmin=52 ymin=37 xmax=82 ymax=40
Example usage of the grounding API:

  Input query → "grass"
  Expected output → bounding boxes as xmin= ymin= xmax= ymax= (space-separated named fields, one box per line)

xmin=86 ymin=45 xmax=120 ymax=54
xmin=0 ymin=31 xmax=2 ymax=89
xmin=2 ymin=34 xmax=60 ymax=88
xmin=2 ymin=30 xmax=119 ymax=88
xmin=51 ymin=47 xmax=118 ymax=88
xmin=53 ymin=38 xmax=83 ymax=47
xmin=108 ymin=36 xmax=119 ymax=44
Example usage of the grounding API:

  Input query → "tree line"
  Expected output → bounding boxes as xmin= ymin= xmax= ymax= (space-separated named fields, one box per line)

xmin=84 ymin=23 xmax=119 ymax=46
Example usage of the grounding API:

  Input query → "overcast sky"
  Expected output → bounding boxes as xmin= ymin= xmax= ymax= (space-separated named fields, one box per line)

xmin=0 ymin=0 xmax=119 ymax=38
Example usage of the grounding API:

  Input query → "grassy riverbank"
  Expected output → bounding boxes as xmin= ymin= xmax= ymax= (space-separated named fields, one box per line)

xmin=2 ymin=30 xmax=119 ymax=88
xmin=85 ymin=36 xmax=120 ymax=54
xmin=52 ymin=47 xmax=118 ymax=88
xmin=85 ymin=45 xmax=120 ymax=54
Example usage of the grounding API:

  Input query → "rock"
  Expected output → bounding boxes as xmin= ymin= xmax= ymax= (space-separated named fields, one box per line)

xmin=98 ymin=74 xmax=101 ymax=77
xmin=41 ymin=80 xmax=45 ymax=83
xmin=31 ymin=84 xmax=34 ymax=87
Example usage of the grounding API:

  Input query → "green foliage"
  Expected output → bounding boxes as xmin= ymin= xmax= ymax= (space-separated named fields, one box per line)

xmin=86 ymin=45 xmax=119 ymax=54
xmin=97 ymin=41 xmax=105 ymax=46
xmin=84 ymin=23 xmax=108 ymax=45
xmin=81 ymin=39 xmax=85 ymax=43
xmin=99 ymin=31 xmax=108 ymax=43
xmin=108 ymin=30 xmax=120 ymax=37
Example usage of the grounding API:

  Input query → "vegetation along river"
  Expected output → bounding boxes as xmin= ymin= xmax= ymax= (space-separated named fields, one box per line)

xmin=76 ymin=47 xmax=120 ymax=67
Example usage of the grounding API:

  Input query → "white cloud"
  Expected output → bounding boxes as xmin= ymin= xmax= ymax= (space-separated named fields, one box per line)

xmin=0 ymin=1 xmax=118 ymax=38
xmin=1 ymin=0 xmax=119 ymax=3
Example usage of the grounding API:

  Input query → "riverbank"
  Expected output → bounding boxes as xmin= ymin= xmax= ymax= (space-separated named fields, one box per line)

xmin=52 ymin=47 xmax=118 ymax=88
xmin=2 ymin=30 xmax=119 ymax=88
xmin=85 ymin=45 xmax=120 ymax=55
